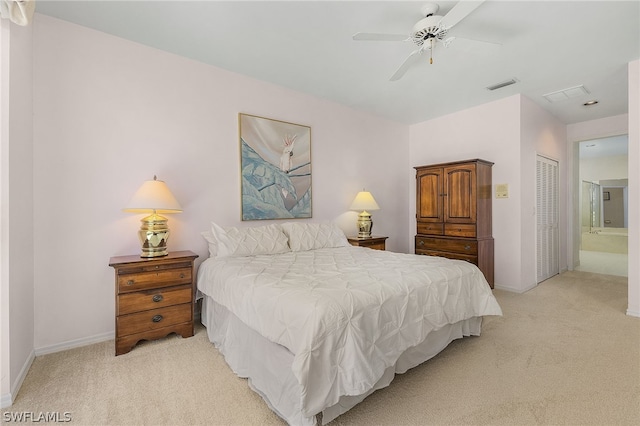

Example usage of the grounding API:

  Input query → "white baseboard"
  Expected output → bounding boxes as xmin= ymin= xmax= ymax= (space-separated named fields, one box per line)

xmin=35 ymin=331 xmax=114 ymax=356
xmin=626 ymin=309 xmax=640 ymax=318
xmin=1 ymin=349 xmax=35 ymax=409
xmin=494 ymin=283 xmax=536 ymax=294
xmin=1 ymin=391 xmax=13 ymax=409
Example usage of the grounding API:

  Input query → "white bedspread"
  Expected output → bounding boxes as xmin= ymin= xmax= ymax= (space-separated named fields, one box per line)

xmin=197 ymin=246 xmax=502 ymax=417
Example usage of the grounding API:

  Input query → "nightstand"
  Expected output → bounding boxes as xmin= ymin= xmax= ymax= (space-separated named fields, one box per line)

xmin=109 ymin=250 xmax=199 ymax=356
xmin=347 ymin=236 xmax=388 ymax=251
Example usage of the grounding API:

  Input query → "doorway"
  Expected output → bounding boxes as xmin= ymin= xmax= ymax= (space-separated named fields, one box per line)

xmin=575 ymin=136 xmax=628 ymax=276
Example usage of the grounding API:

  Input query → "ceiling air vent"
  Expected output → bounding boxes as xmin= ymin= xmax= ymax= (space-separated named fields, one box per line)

xmin=543 ymin=85 xmax=590 ymax=103
xmin=486 ymin=79 xmax=518 ymax=91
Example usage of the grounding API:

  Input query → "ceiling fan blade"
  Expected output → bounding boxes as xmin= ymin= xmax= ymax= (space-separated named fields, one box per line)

xmin=390 ymin=49 xmax=423 ymax=81
xmin=353 ymin=32 xmax=409 ymax=42
xmin=439 ymin=0 xmax=485 ymax=29
xmin=445 ymin=36 xmax=502 ymax=48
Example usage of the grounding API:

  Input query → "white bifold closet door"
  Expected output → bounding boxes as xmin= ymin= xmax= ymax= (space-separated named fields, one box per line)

xmin=536 ymin=155 xmax=559 ymax=283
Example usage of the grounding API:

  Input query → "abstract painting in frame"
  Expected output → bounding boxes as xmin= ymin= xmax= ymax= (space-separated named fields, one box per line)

xmin=239 ymin=113 xmax=312 ymax=220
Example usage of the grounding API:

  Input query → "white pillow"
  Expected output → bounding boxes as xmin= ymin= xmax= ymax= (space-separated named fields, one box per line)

xmin=281 ymin=222 xmax=350 ymax=252
xmin=210 ymin=222 xmax=290 ymax=258
xmin=201 ymin=230 xmax=217 ymax=258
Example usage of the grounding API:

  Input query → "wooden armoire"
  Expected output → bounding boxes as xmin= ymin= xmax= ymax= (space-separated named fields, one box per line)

xmin=414 ymin=159 xmax=494 ymax=288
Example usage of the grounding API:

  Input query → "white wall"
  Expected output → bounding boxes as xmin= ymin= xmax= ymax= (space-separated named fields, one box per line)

xmin=31 ymin=15 xmax=409 ymax=351
xmin=627 ymin=59 xmax=639 ymax=317
xmin=409 ymin=95 xmax=523 ymax=291
xmin=0 ymin=16 xmax=9 ymax=409
xmin=0 ymin=19 xmax=35 ymax=408
xmin=580 ymin=155 xmax=628 ymax=183
xmin=408 ymin=94 xmax=567 ymax=292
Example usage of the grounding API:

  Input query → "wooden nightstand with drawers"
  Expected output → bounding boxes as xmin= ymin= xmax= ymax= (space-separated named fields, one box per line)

xmin=347 ymin=236 xmax=388 ymax=251
xmin=109 ymin=250 xmax=199 ymax=356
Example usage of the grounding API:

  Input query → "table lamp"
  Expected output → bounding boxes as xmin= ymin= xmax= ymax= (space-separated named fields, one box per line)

xmin=349 ymin=190 xmax=380 ymax=238
xmin=123 ymin=176 xmax=182 ymax=257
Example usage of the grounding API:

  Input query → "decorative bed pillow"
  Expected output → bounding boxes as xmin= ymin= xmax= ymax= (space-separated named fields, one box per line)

xmin=201 ymin=230 xmax=218 ymax=258
xmin=210 ymin=222 xmax=290 ymax=258
xmin=281 ymin=222 xmax=350 ymax=251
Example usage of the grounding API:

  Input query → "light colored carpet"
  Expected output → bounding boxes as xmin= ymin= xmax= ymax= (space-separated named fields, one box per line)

xmin=3 ymin=271 xmax=639 ymax=425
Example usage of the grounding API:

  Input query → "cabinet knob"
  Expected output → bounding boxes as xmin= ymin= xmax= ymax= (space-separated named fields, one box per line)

xmin=180 ymin=273 xmax=185 ymax=279
xmin=152 ymin=315 xmax=163 ymax=323
xmin=152 ymin=294 xmax=163 ymax=303
xmin=127 ymin=279 xmax=134 ymax=286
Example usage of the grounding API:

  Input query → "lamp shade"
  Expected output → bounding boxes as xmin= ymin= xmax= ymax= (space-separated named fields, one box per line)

xmin=349 ymin=191 xmax=380 ymax=212
xmin=123 ymin=176 xmax=182 ymax=214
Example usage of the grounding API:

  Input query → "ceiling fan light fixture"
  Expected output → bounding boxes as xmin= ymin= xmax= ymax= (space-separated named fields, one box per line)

xmin=412 ymin=15 xmax=444 ymax=32
xmin=412 ymin=15 xmax=447 ymax=46
xmin=353 ymin=1 xmax=490 ymax=81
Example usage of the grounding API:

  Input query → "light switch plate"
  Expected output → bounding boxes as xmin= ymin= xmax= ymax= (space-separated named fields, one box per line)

xmin=496 ymin=184 xmax=509 ymax=198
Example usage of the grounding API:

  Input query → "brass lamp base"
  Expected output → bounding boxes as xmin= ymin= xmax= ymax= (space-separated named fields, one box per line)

xmin=138 ymin=213 xmax=171 ymax=257
xmin=356 ymin=210 xmax=373 ymax=238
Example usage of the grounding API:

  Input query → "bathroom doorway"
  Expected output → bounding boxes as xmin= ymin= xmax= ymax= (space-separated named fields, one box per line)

xmin=576 ymin=136 xmax=628 ymax=276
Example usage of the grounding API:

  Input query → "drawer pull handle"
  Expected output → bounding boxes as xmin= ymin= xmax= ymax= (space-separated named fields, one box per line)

xmin=152 ymin=315 xmax=163 ymax=323
xmin=152 ymin=294 xmax=163 ymax=303
xmin=180 ymin=273 xmax=185 ymax=279
xmin=464 ymin=245 xmax=471 ymax=251
xmin=418 ymin=240 xmax=424 ymax=246
xmin=127 ymin=279 xmax=134 ymax=286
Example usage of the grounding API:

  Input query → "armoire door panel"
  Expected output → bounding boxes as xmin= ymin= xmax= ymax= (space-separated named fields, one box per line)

xmin=417 ymin=169 xmax=443 ymax=222
xmin=444 ymin=165 xmax=477 ymax=223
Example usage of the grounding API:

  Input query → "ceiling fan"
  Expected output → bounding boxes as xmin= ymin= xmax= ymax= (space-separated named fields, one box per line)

xmin=353 ymin=1 xmax=494 ymax=81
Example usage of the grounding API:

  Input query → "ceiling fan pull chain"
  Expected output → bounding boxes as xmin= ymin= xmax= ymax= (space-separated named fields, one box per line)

xmin=430 ymin=39 xmax=434 ymax=64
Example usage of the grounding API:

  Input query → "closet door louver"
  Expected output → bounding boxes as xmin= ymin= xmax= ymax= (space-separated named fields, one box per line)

xmin=536 ymin=155 xmax=559 ymax=283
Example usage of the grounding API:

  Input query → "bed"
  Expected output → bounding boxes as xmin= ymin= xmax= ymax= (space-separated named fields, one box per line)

xmin=197 ymin=221 xmax=502 ymax=425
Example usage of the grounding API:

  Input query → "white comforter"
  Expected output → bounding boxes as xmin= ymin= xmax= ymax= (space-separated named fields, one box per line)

xmin=197 ymin=246 xmax=502 ymax=417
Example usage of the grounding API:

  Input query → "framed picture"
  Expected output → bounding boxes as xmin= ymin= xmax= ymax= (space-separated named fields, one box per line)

xmin=239 ymin=113 xmax=312 ymax=220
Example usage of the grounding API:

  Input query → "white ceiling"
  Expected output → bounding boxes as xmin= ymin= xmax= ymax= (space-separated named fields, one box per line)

xmin=35 ymin=1 xmax=640 ymax=126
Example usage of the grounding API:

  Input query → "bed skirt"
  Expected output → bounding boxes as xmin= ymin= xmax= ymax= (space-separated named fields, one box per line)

xmin=202 ymin=296 xmax=482 ymax=425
